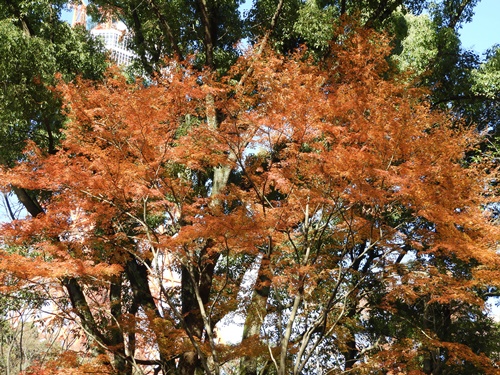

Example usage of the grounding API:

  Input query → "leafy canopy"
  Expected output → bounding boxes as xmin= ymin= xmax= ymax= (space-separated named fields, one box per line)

xmin=1 ymin=24 xmax=499 ymax=374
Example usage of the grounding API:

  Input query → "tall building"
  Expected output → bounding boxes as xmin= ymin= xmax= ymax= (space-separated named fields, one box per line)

xmin=71 ymin=1 xmax=135 ymax=66
xmin=90 ymin=20 xmax=135 ymax=66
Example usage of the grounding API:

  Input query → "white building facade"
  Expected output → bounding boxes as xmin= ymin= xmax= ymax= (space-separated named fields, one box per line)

xmin=90 ymin=21 xmax=135 ymax=66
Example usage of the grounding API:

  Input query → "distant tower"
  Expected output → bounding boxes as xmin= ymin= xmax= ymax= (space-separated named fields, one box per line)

xmin=71 ymin=0 xmax=87 ymax=28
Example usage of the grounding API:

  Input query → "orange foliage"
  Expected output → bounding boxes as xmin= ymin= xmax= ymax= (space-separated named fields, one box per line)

xmin=1 ymin=26 xmax=499 ymax=374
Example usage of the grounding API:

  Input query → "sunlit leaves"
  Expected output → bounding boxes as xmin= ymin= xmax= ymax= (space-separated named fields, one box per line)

xmin=1 ymin=24 xmax=499 ymax=374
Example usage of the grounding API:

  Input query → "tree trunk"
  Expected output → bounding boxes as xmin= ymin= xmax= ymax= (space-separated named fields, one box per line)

xmin=240 ymin=253 xmax=271 ymax=375
xmin=124 ymin=258 xmax=176 ymax=373
xmin=109 ymin=274 xmax=130 ymax=374
xmin=62 ymin=277 xmax=108 ymax=356
xmin=178 ymin=241 xmax=219 ymax=375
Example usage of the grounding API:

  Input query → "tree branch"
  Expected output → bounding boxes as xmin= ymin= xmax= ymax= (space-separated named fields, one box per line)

xmin=11 ymin=186 xmax=44 ymax=218
xmin=196 ymin=0 xmax=215 ymax=68
xmin=238 ymin=0 xmax=285 ymax=87
xmin=432 ymin=94 xmax=500 ymax=107
xmin=147 ymin=0 xmax=183 ymax=59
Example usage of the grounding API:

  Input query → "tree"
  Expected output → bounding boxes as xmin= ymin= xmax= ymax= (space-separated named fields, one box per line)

xmin=2 ymin=1 xmax=500 ymax=374
xmin=391 ymin=2 xmax=500 ymax=136
xmin=0 ymin=0 xmax=107 ymax=218
xmin=0 ymin=294 xmax=65 ymax=375
xmin=87 ymin=0 xmax=500 ymax=137
xmin=0 ymin=2 xmax=107 ymax=372
xmin=1 ymin=22 xmax=499 ymax=375
xmin=88 ymin=0 xmax=429 ymax=72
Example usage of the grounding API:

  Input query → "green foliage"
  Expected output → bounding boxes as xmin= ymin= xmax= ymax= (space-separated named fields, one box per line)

xmin=471 ymin=46 xmax=500 ymax=99
xmin=391 ymin=3 xmax=500 ymax=136
xmin=393 ymin=13 xmax=438 ymax=75
xmin=89 ymin=0 xmax=244 ymax=73
xmin=247 ymin=0 xmax=302 ymax=51
xmin=0 ymin=6 xmax=107 ymax=165
xmin=0 ymin=20 xmax=57 ymax=161
xmin=293 ymin=1 xmax=335 ymax=54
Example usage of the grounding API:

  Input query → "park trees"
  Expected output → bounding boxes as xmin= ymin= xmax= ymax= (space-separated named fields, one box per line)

xmin=87 ymin=0 xmax=500 ymax=137
xmin=1 ymin=21 xmax=499 ymax=375
xmin=0 ymin=1 xmax=108 ymax=371
xmin=1 ymin=1 xmax=500 ymax=374
xmin=0 ymin=0 xmax=107 ymax=221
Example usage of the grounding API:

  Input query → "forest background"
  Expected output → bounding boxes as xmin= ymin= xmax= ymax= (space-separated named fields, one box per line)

xmin=1 ymin=0 xmax=500 ymax=374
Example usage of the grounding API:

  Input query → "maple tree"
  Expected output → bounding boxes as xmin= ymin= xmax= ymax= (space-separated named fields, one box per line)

xmin=87 ymin=0 xmax=500 ymax=158
xmin=1 ymin=21 xmax=499 ymax=375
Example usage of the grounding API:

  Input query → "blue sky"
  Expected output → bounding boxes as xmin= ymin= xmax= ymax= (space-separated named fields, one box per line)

xmin=460 ymin=0 xmax=500 ymax=54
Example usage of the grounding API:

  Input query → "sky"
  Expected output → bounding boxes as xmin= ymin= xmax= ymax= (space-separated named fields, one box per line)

xmin=460 ymin=0 xmax=500 ymax=55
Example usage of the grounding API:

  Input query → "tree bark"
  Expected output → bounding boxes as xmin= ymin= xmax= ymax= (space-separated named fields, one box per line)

xmin=11 ymin=187 xmax=44 ymax=218
xmin=240 ymin=253 xmax=271 ymax=375
xmin=62 ymin=277 xmax=109 ymax=355
xmin=109 ymin=274 xmax=130 ymax=374
xmin=124 ymin=257 xmax=177 ymax=373
xmin=178 ymin=240 xmax=218 ymax=375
